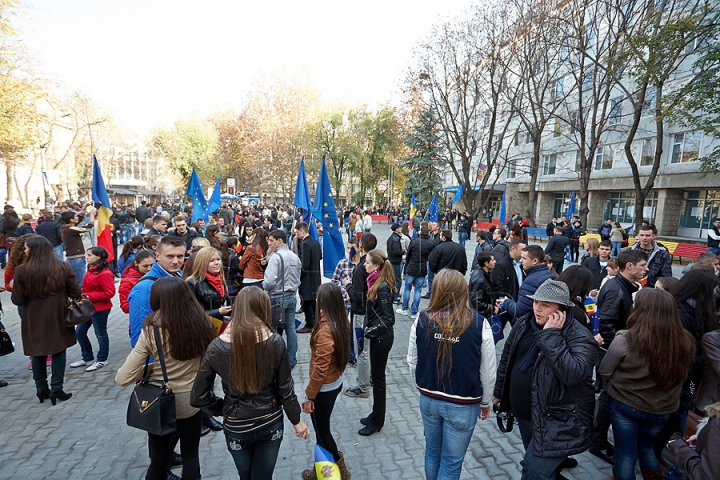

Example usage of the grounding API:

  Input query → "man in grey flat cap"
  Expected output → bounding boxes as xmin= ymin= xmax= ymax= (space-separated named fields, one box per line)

xmin=492 ymin=279 xmax=599 ymax=480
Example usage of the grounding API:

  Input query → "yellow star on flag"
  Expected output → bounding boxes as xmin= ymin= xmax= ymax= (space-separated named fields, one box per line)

xmin=323 ymin=202 xmax=328 ymax=207
xmin=329 ymin=223 xmax=334 ymax=228
xmin=324 ymin=214 xmax=329 ymax=218
xmin=328 ymin=193 xmax=332 ymax=197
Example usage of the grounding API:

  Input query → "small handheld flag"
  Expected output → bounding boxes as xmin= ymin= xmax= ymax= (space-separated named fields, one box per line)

xmin=313 ymin=444 xmax=341 ymax=480
xmin=409 ymin=192 xmax=417 ymax=224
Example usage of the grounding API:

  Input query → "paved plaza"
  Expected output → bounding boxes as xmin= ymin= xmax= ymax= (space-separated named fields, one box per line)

xmin=1 ymin=222 xmax=686 ymax=479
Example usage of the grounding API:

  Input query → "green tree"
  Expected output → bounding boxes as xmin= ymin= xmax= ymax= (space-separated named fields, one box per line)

xmin=150 ymin=118 xmax=220 ymax=185
xmin=400 ymin=106 xmax=442 ymax=209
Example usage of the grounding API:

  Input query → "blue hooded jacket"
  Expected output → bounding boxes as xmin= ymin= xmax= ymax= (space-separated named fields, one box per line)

xmin=127 ymin=262 xmax=181 ymax=347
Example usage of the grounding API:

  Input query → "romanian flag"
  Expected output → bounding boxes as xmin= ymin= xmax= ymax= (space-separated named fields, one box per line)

xmin=313 ymin=444 xmax=341 ymax=479
xmin=92 ymin=155 xmax=115 ymax=262
xmin=409 ymin=191 xmax=416 ymax=223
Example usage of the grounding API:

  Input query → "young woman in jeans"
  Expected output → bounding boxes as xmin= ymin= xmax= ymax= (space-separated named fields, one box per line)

xmin=358 ymin=249 xmax=397 ymax=436
xmin=599 ymin=288 xmax=695 ymax=480
xmin=302 ymin=283 xmax=351 ymax=480
xmin=70 ymin=246 xmax=116 ymax=372
xmin=116 ymin=277 xmax=216 ymax=480
xmin=408 ymin=269 xmax=496 ymax=480
xmin=191 ymin=286 xmax=310 ymax=479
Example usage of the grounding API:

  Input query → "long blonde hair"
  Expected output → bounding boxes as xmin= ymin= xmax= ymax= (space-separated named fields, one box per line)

xmin=366 ymin=249 xmax=396 ymax=301
xmin=586 ymin=238 xmax=599 ymax=257
xmin=187 ymin=247 xmax=228 ymax=291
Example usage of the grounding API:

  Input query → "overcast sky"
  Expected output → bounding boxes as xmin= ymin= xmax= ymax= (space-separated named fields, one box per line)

xmin=16 ymin=0 xmax=476 ymax=136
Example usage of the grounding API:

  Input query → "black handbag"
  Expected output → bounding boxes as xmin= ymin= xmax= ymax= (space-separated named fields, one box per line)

xmin=66 ymin=296 xmax=96 ymax=326
xmin=270 ymin=254 xmax=286 ymax=327
xmin=0 ymin=320 xmax=14 ymax=357
xmin=126 ymin=327 xmax=177 ymax=436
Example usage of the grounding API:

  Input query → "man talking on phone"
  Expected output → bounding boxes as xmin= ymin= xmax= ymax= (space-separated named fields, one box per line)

xmin=493 ymin=279 xmax=598 ymax=480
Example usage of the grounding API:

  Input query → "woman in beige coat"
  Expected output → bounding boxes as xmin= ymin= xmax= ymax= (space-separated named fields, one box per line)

xmin=116 ymin=277 xmax=216 ymax=480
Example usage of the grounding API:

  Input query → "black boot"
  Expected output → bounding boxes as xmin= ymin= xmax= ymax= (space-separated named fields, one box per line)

xmin=201 ymin=411 xmax=223 ymax=431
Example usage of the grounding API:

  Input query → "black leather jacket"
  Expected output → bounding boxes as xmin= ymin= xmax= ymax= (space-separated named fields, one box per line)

xmin=469 ymin=268 xmax=494 ymax=318
xmin=190 ymin=335 xmax=302 ymax=424
xmin=365 ymin=281 xmax=395 ymax=341
xmin=494 ymin=311 xmax=599 ymax=458
xmin=186 ymin=277 xmax=229 ymax=320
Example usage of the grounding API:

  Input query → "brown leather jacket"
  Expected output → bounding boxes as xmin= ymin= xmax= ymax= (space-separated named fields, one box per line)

xmin=306 ymin=319 xmax=343 ymax=399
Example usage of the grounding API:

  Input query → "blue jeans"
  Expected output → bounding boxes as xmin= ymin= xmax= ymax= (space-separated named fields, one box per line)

xmin=420 ymin=394 xmax=479 ymax=480
xmin=516 ymin=417 xmax=566 ymax=480
xmin=67 ymin=257 xmax=87 ymax=288
xmin=458 ymin=232 xmax=468 ymax=248
xmin=392 ymin=263 xmax=402 ymax=302
xmin=612 ymin=242 xmax=623 ymax=257
xmin=0 ymin=247 xmax=6 ymax=267
xmin=402 ymin=275 xmax=426 ymax=315
xmin=76 ymin=308 xmax=110 ymax=362
xmin=53 ymin=244 xmax=64 ymax=259
xmin=565 ymin=245 xmax=572 ymax=262
xmin=426 ymin=269 xmax=436 ymax=296
xmin=224 ymin=415 xmax=284 ymax=479
xmin=708 ymin=246 xmax=720 ymax=255
xmin=608 ymin=396 xmax=670 ymax=480
xmin=274 ymin=294 xmax=297 ymax=369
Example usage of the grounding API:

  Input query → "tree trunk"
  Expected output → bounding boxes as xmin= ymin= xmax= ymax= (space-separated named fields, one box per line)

xmin=5 ymin=159 xmax=13 ymax=204
xmin=526 ymin=140 xmax=541 ymax=227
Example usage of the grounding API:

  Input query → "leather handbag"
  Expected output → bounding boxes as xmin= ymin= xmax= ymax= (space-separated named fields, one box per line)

xmin=493 ymin=402 xmax=514 ymax=433
xmin=66 ymin=296 xmax=97 ymax=326
xmin=126 ymin=326 xmax=177 ymax=436
xmin=683 ymin=410 xmax=703 ymax=440
xmin=0 ymin=320 xmax=14 ymax=357
xmin=270 ymin=254 xmax=286 ymax=328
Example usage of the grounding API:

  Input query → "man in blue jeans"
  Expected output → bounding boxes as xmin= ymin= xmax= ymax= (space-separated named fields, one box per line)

xmin=263 ymin=229 xmax=302 ymax=369
xmin=397 ymin=226 xmax=434 ymax=318
xmin=60 ymin=210 xmax=95 ymax=287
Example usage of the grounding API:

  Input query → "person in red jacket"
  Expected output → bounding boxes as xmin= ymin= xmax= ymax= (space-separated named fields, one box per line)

xmin=119 ymin=250 xmax=155 ymax=314
xmin=70 ymin=246 xmax=116 ymax=372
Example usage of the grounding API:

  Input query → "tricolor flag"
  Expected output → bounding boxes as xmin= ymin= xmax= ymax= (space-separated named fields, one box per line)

xmin=92 ymin=155 xmax=115 ymax=262
xmin=313 ymin=444 xmax=341 ymax=480
xmin=409 ymin=192 xmax=417 ymax=225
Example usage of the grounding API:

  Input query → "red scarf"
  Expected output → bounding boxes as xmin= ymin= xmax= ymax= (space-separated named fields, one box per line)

xmin=205 ymin=272 xmax=225 ymax=300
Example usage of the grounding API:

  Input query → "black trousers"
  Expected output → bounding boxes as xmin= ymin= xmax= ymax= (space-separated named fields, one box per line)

xmin=570 ymin=240 xmax=580 ymax=262
xmin=147 ymin=411 xmax=201 ymax=480
xmin=592 ymin=390 xmax=613 ymax=450
xmin=302 ymin=299 xmax=316 ymax=328
xmin=369 ymin=335 xmax=394 ymax=427
xmin=310 ymin=386 xmax=342 ymax=462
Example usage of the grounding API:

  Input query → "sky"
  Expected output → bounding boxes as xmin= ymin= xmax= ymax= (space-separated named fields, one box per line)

xmin=16 ymin=0 xmax=477 ymax=136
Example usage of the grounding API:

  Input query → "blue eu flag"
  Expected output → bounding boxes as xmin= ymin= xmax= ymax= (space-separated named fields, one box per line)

xmin=426 ymin=193 xmax=439 ymax=222
xmin=292 ymin=158 xmax=318 ymax=240
xmin=313 ymin=154 xmax=345 ymax=278
xmin=186 ymin=168 xmax=207 ymax=223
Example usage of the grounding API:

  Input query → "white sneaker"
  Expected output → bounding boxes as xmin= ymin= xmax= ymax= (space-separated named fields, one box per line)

xmin=70 ymin=360 xmax=91 ymax=368
xmin=85 ymin=361 xmax=108 ymax=372
xmin=396 ymin=308 xmax=409 ymax=315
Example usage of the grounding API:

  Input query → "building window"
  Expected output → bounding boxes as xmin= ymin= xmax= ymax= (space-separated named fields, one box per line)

xmin=640 ymin=138 xmax=655 ymax=166
xmin=641 ymin=88 xmax=657 ymax=118
xmin=506 ymin=161 xmax=516 ymax=179
xmin=583 ymin=66 xmax=594 ymax=91
xmin=525 ymin=130 xmax=532 ymax=144
xmin=560 ymin=38 xmax=570 ymax=60
xmin=585 ymin=23 xmax=596 ymax=48
xmin=542 ymin=154 xmax=557 ymax=175
xmin=575 ymin=150 xmax=582 ymax=172
xmin=513 ymin=130 xmax=520 ymax=147
xmin=595 ymin=145 xmax=613 ymax=170
xmin=484 ymin=110 xmax=491 ymax=127
xmin=553 ymin=193 xmax=572 ymax=218
xmin=609 ymin=98 xmax=623 ymax=125
xmin=603 ymin=191 xmax=658 ymax=224
xmin=670 ymin=131 xmax=702 ymax=163
xmin=678 ymin=190 xmax=720 ymax=231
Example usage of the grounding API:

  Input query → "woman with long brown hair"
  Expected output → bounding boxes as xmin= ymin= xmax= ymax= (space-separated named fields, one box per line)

xmin=190 ymin=286 xmax=310 ymax=478
xmin=408 ymin=269 xmax=496 ymax=480
xmin=357 ymin=249 xmax=396 ymax=436
xmin=11 ymin=236 xmax=82 ymax=404
xmin=117 ymin=277 xmax=216 ymax=480
xmin=600 ymin=288 xmax=696 ymax=480
xmin=205 ymin=224 xmax=228 ymax=262
xmin=301 ymin=283 xmax=351 ymax=480
xmin=237 ymin=228 xmax=268 ymax=290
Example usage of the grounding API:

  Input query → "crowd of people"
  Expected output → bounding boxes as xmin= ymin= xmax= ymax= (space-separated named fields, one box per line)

xmin=1 ymin=199 xmax=719 ymax=480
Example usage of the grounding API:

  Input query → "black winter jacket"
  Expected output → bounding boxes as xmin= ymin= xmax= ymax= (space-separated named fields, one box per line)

xmin=491 ymin=255 xmax=520 ymax=301
xmin=387 ymin=232 xmax=404 ymax=265
xmin=428 ymin=240 xmax=468 ymax=275
xmin=545 ymin=235 xmax=570 ymax=264
xmin=469 ymin=268 xmax=495 ymax=318
xmin=580 ymin=255 xmax=609 ymax=290
xmin=365 ymin=281 xmax=395 ymax=341
xmin=186 ymin=277 xmax=229 ymax=320
xmin=494 ymin=311 xmax=598 ymax=458
xmin=630 ymin=242 xmax=672 ymax=288
xmin=190 ymin=335 xmax=301 ymax=424
xmin=405 ymin=235 xmax=436 ymax=277
xmin=503 ymin=264 xmax=556 ymax=319
xmin=492 ymin=239 xmax=511 ymax=262
xmin=346 ymin=255 xmax=369 ymax=314
xmin=597 ymin=274 xmax=638 ymax=348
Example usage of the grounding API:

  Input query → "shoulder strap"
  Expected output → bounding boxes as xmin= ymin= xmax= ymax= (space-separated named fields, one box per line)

xmin=152 ymin=326 xmax=170 ymax=387
xmin=137 ymin=276 xmax=158 ymax=284
xmin=278 ymin=253 xmax=285 ymax=292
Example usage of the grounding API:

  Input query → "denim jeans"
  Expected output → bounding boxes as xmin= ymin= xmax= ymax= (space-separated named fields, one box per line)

xmin=458 ymin=232 xmax=468 ymax=248
xmin=402 ymin=275 xmax=426 ymax=315
xmin=350 ymin=312 xmax=370 ymax=393
xmin=76 ymin=308 xmax=111 ymax=362
xmin=426 ymin=269 xmax=436 ymax=296
xmin=147 ymin=411 xmax=201 ymax=480
xmin=67 ymin=257 xmax=87 ymax=288
xmin=274 ymin=294 xmax=298 ymax=369
xmin=516 ymin=418 xmax=566 ymax=480
xmin=708 ymin=246 xmax=720 ymax=255
xmin=608 ymin=395 xmax=670 ymax=480
xmin=0 ymin=247 xmax=6 ymax=267
xmin=31 ymin=350 xmax=67 ymax=393
xmin=392 ymin=263 xmax=402 ymax=302
xmin=224 ymin=415 xmax=284 ymax=480
xmin=420 ymin=394 xmax=479 ymax=480
xmin=612 ymin=242 xmax=623 ymax=257
xmin=53 ymin=244 xmax=64 ymax=259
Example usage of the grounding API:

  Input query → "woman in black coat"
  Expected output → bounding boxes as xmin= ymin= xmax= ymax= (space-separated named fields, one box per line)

xmin=358 ymin=249 xmax=397 ymax=437
xmin=469 ymin=251 xmax=498 ymax=318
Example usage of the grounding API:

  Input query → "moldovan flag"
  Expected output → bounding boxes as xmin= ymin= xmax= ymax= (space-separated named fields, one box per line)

xmin=313 ymin=444 xmax=341 ymax=480
xmin=92 ymin=155 xmax=115 ymax=261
